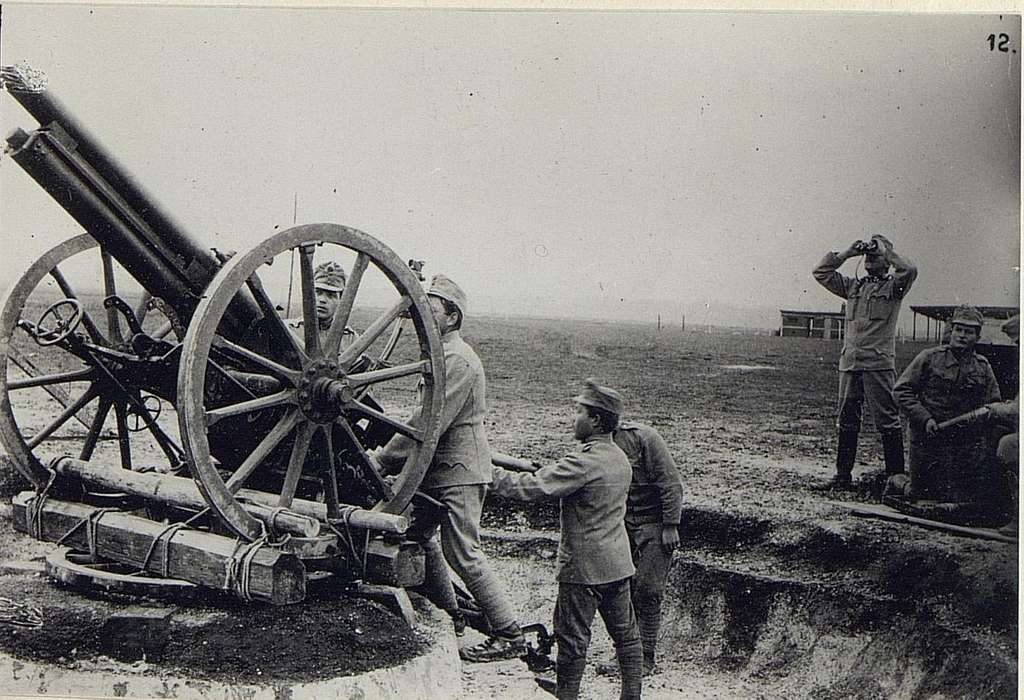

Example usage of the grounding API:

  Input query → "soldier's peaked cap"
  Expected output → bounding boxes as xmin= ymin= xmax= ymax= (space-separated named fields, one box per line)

xmin=427 ymin=274 xmax=467 ymax=316
xmin=314 ymin=262 xmax=347 ymax=292
xmin=574 ymin=378 xmax=624 ymax=416
xmin=950 ymin=305 xmax=984 ymax=329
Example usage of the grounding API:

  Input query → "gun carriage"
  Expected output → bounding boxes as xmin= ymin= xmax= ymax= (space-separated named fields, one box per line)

xmin=0 ymin=65 xmax=449 ymax=605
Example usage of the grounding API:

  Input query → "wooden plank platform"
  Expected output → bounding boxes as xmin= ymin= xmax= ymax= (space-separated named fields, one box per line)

xmin=12 ymin=491 xmax=306 ymax=604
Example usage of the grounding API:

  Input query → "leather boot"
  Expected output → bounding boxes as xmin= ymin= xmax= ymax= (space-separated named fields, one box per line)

xmin=881 ymin=429 xmax=906 ymax=476
xmin=826 ymin=430 xmax=859 ymax=489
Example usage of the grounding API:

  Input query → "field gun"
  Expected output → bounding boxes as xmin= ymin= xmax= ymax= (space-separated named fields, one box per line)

xmin=0 ymin=64 xmax=449 ymax=604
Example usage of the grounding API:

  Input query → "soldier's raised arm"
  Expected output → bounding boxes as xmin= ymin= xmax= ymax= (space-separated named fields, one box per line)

xmin=812 ymin=240 xmax=863 ymax=299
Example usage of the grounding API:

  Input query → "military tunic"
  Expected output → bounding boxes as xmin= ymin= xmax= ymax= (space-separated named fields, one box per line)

xmin=614 ymin=421 xmax=684 ymax=528
xmin=812 ymin=254 xmax=917 ymax=372
xmin=492 ymin=433 xmax=642 ymax=698
xmin=378 ymin=331 xmax=491 ymax=487
xmin=894 ymin=345 xmax=1002 ymax=501
xmin=490 ymin=433 xmax=634 ymax=585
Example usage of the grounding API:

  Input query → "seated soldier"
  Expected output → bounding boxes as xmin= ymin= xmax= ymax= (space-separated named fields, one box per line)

xmin=893 ymin=305 xmax=1002 ymax=511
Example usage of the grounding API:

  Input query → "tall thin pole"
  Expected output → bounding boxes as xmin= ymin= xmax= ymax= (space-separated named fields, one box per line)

xmin=285 ymin=193 xmax=298 ymax=317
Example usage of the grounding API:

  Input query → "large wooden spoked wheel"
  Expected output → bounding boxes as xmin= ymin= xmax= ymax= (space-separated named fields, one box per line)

xmin=178 ymin=224 xmax=446 ymax=541
xmin=0 ymin=234 xmax=186 ymax=488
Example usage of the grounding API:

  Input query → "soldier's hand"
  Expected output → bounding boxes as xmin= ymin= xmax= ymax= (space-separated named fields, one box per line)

xmin=660 ymin=525 xmax=680 ymax=553
xmin=842 ymin=241 xmax=865 ymax=258
xmin=925 ymin=418 xmax=939 ymax=436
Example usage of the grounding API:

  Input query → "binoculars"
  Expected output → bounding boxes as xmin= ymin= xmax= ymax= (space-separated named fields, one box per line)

xmin=853 ymin=240 xmax=880 ymax=254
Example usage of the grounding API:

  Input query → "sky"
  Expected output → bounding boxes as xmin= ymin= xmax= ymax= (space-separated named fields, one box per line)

xmin=0 ymin=5 xmax=1019 ymax=327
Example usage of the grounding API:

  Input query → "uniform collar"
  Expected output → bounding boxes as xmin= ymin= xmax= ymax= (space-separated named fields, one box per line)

xmin=862 ymin=274 xmax=890 ymax=285
xmin=941 ymin=345 xmax=975 ymax=366
xmin=583 ymin=433 xmax=614 ymax=445
xmin=442 ymin=330 xmax=462 ymax=344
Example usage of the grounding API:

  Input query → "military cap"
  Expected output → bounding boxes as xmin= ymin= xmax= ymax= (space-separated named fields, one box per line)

xmin=1001 ymin=314 xmax=1019 ymax=342
xmin=314 ymin=261 xmax=347 ymax=292
xmin=950 ymin=304 xmax=984 ymax=329
xmin=427 ymin=274 xmax=467 ymax=317
xmin=573 ymin=378 xmax=624 ymax=416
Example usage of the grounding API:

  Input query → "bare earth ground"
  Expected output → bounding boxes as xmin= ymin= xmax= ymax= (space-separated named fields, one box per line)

xmin=0 ymin=315 xmax=1017 ymax=698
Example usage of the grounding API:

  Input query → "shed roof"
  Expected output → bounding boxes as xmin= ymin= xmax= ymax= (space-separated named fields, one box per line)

xmin=909 ymin=305 xmax=1018 ymax=322
xmin=779 ymin=309 xmax=845 ymax=319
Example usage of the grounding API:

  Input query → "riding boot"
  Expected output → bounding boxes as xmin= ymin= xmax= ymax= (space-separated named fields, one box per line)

xmin=881 ymin=429 xmax=906 ymax=476
xmin=832 ymin=429 xmax=859 ymax=488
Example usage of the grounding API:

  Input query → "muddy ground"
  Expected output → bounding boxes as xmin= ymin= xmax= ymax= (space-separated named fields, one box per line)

xmin=0 ymin=315 xmax=1017 ymax=697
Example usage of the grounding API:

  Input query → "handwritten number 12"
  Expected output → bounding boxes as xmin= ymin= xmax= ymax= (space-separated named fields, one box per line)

xmin=987 ymin=33 xmax=1010 ymax=52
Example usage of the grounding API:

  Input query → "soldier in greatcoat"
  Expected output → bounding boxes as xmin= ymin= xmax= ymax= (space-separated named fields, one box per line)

xmin=490 ymin=379 xmax=643 ymax=700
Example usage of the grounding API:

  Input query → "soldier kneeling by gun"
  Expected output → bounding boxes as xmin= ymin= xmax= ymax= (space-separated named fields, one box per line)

xmin=889 ymin=305 xmax=1008 ymax=524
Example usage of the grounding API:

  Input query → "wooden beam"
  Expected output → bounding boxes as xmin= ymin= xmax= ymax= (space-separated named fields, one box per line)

xmin=12 ymin=492 xmax=306 ymax=604
xmin=844 ymin=501 xmax=1016 ymax=544
xmin=237 ymin=488 xmax=409 ymax=534
xmin=362 ymin=538 xmax=424 ymax=588
xmin=55 ymin=457 xmax=320 ymax=538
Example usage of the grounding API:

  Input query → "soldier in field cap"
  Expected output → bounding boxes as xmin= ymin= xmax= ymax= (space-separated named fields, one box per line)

xmin=813 ymin=234 xmax=918 ymax=490
xmin=287 ymin=261 xmax=356 ymax=351
xmin=894 ymin=304 xmax=1002 ymax=505
xmin=377 ymin=274 xmax=526 ymax=662
xmin=490 ymin=379 xmax=643 ymax=700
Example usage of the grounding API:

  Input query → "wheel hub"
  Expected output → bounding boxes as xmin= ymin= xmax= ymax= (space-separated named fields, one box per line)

xmin=298 ymin=360 xmax=351 ymax=424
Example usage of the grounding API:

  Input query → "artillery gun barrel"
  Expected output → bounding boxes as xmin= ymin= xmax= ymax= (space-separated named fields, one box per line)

xmin=6 ymin=127 xmax=198 ymax=311
xmin=3 ymin=66 xmax=264 ymax=342
xmin=4 ymin=71 xmax=220 ymax=291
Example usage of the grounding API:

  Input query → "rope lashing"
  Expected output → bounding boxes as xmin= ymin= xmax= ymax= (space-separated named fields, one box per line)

xmin=131 ymin=507 xmax=209 ymax=578
xmin=27 ymin=468 xmax=58 ymax=540
xmin=136 ymin=521 xmax=189 ymax=578
xmin=223 ymin=535 xmax=270 ymax=603
xmin=326 ymin=505 xmax=366 ymax=578
xmin=55 ymin=507 xmax=120 ymax=560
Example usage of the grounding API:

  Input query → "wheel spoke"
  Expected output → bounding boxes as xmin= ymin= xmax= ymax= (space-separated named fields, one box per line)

xmin=321 ymin=426 xmax=341 ymax=519
xmin=211 ymin=336 xmax=302 ymax=385
xmin=8 ymin=367 xmax=94 ymax=390
xmin=48 ymin=265 xmax=107 ymax=345
xmin=344 ymin=401 xmax=424 ymax=442
xmin=113 ymin=402 xmax=132 ymax=469
xmin=347 ymin=360 xmax=430 ymax=389
xmin=101 ymin=249 xmax=124 ymax=344
xmin=137 ymin=400 xmax=186 ymax=466
xmin=79 ymin=397 xmax=113 ymax=460
xmin=279 ymin=420 xmax=315 ymax=508
xmin=26 ymin=385 xmax=100 ymax=449
xmin=324 ymin=253 xmax=369 ymax=358
xmin=334 ymin=417 xmax=394 ymax=501
xmin=225 ymin=408 xmax=301 ymax=494
xmin=297 ymin=245 xmax=320 ymax=356
xmin=337 ymin=297 xmax=413 ymax=369
xmin=245 ymin=270 xmax=308 ymax=368
xmin=205 ymin=389 xmax=296 ymax=427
